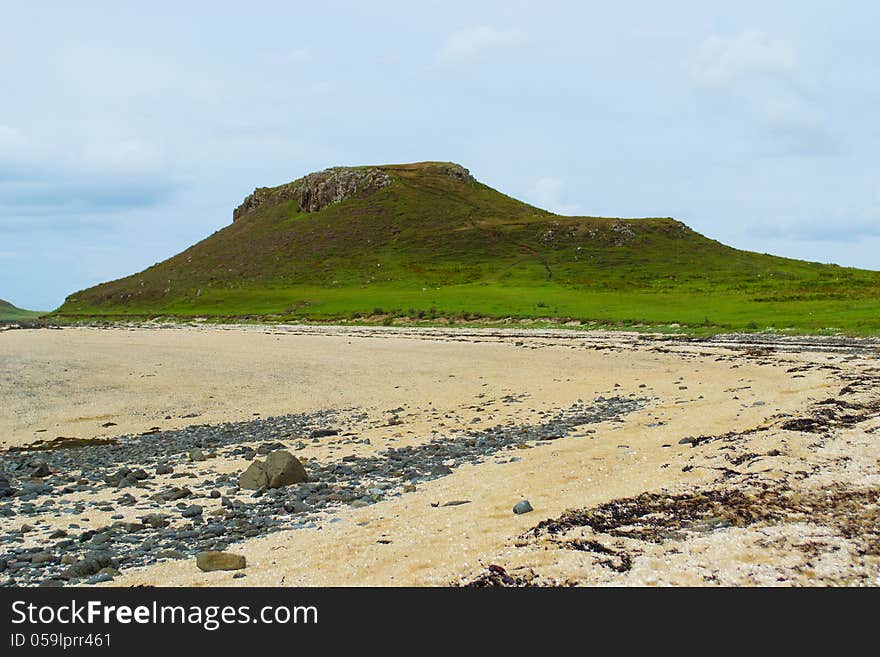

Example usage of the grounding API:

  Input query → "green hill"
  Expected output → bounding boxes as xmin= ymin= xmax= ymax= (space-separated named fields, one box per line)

xmin=55 ymin=161 xmax=880 ymax=334
xmin=0 ymin=299 xmax=44 ymax=321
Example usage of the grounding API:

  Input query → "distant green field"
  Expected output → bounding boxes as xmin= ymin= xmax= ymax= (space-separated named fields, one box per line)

xmin=53 ymin=161 xmax=880 ymax=335
xmin=58 ymin=283 xmax=880 ymax=335
xmin=0 ymin=299 xmax=44 ymax=321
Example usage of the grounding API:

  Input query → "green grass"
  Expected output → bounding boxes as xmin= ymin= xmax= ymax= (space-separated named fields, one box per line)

xmin=53 ymin=161 xmax=880 ymax=335
xmin=0 ymin=299 xmax=44 ymax=321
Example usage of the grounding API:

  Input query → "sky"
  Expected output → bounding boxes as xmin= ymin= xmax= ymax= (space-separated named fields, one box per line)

xmin=2 ymin=1 xmax=879 ymax=310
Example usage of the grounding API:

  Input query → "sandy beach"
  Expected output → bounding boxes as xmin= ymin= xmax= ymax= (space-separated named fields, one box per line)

xmin=1 ymin=324 xmax=878 ymax=586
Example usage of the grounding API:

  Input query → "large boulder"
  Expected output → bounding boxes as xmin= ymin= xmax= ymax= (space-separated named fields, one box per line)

xmin=264 ymin=450 xmax=308 ymax=488
xmin=238 ymin=450 xmax=307 ymax=490
xmin=238 ymin=461 xmax=269 ymax=490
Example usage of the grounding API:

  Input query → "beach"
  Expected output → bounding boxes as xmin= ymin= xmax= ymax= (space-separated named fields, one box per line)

xmin=1 ymin=324 xmax=878 ymax=586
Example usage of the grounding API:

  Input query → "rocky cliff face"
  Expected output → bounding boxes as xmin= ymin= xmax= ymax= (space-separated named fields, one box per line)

xmin=233 ymin=167 xmax=393 ymax=221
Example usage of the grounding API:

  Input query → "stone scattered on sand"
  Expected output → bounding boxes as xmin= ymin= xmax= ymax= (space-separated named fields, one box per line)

xmin=196 ymin=551 xmax=246 ymax=572
xmin=63 ymin=552 xmax=116 ymax=580
xmin=513 ymin=500 xmax=533 ymax=515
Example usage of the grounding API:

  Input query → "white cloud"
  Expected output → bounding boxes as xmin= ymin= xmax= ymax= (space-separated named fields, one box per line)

xmin=694 ymin=29 xmax=797 ymax=86
xmin=0 ymin=127 xmax=177 ymax=216
xmin=436 ymin=26 xmax=524 ymax=64
xmin=693 ymin=29 xmax=835 ymax=157
xmin=528 ymin=176 xmax=582 ymax=215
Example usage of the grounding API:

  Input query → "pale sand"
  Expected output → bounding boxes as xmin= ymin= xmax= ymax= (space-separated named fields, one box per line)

xmin=1 ymin=325 xmax=878 ymax=586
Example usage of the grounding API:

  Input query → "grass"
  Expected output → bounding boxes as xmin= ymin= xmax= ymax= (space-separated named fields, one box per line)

xmin=0 ymin=299 xmax=45 ymax=321
xmin=52 ymin=161 xmax=880 ymax=335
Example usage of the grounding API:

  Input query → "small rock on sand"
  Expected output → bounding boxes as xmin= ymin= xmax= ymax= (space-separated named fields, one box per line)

xmin=513 ymin=500 xmax=533 ymax=514
xmin=196 ymin=551 xmax=246 ymax=572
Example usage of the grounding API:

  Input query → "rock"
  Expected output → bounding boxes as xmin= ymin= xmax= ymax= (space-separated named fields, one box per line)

xmin=233 ymin=167 xmax=392 ymax=221
xmin=282 ymin=500 xmax=310 ymax=514
xmin=238 ymin=461 xmax=269 ymax=490
xmin=30 ymin=462 xmax=51 ymax=478
xmin=309 ymin=428 xmax=338 ymax=439
xmin=116 ymin=493 xmax=137 ymax=506
xmin=0 ymin=476 xmax=15 ymax=498
xmin=39 ymin=579 xmax=66 ymax=587
xmin=513 ymin=500 xmax=533 ymax=515
xmin=141 ymin=514 xmax=169 ymax=529
xmin=63 ymin=552 xmax=115 ymax=579
xmin=0 ymin=559 xmax=6 ymax=572
xmin=30 ymin=552 xmax=54 ymax=564
xmin=256 ymin=442 xmax=285 ymax=455
xmin=239 ymin=451 xmax=307 ymax=490
xmin=181 ymin=505 xmax=203 ymax=518
xmin=188 ymin=448 xmax=206 ymax=462
xmin=265 ymin=451 xmax=308 ymax=488
xmin=157 ymin=549 xmax=186 ymax=560
xmin=105 ymin=468 xmax=131 ymax=486
xmin=152 ymin=487 xmax=191 ymax=502
xmin=60 ymin=555 xmax=77 ymax=565
xmin=196 ymin=551 xmax=246 ymax=572
xmin=156 ymin=464 xmax=174 ymax=475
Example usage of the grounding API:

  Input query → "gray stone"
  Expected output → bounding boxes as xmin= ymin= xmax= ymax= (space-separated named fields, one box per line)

xmin=513 ymin=500 xmax=533 ymax=515
xmin=188 ymin=448 xmax=206 ymax=462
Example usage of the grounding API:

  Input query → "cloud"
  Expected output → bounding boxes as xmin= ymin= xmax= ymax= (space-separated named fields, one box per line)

xmin=0 ymin=179 xmax=176 ymax=218
xmin=436 ymin=26 xmax=524 ymax=64
xmin=693 ymin=29 xmax=836 ymax=157
xmin=527 ymin=176 xmax=582 ymax=215
xmin=0 ymin=129 xmax=178 ymax=219
xmin=694 ymin=29 xmax=797 ymax=86
xmin=754 ymin=204 xmax=880 ymax=243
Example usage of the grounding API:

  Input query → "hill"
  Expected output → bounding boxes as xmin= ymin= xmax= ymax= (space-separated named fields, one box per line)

xmin=0 ymin=298 xmax=44 ymax=321
xmin=54 ymin=161 xmax=880 ymax=334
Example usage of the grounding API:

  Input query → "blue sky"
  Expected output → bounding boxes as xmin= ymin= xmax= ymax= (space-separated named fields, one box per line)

xmin=2 ymin=1 xmax=879 ymax=309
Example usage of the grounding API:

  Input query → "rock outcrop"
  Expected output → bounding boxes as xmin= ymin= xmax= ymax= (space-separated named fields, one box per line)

xmin=233 ymin=166 xmax=393 ymax=221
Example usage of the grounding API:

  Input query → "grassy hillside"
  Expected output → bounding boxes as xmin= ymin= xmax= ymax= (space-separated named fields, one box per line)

xmin=54 ymin=162 xmax=880 ymax=334
xmin=0 ymin=299 xmax=44 ymax=321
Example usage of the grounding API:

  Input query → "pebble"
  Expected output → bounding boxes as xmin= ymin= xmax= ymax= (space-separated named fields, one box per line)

xmin=513 ymin=500 xmax=534 ymax=514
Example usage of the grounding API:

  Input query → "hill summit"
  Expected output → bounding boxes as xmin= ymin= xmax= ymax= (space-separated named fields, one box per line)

xmin=55 ymin=161 xmax=880 ymax=333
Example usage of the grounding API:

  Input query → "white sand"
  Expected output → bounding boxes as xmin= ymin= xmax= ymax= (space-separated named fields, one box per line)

xmin=1 ymin=325 xmax=877 ymax=586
